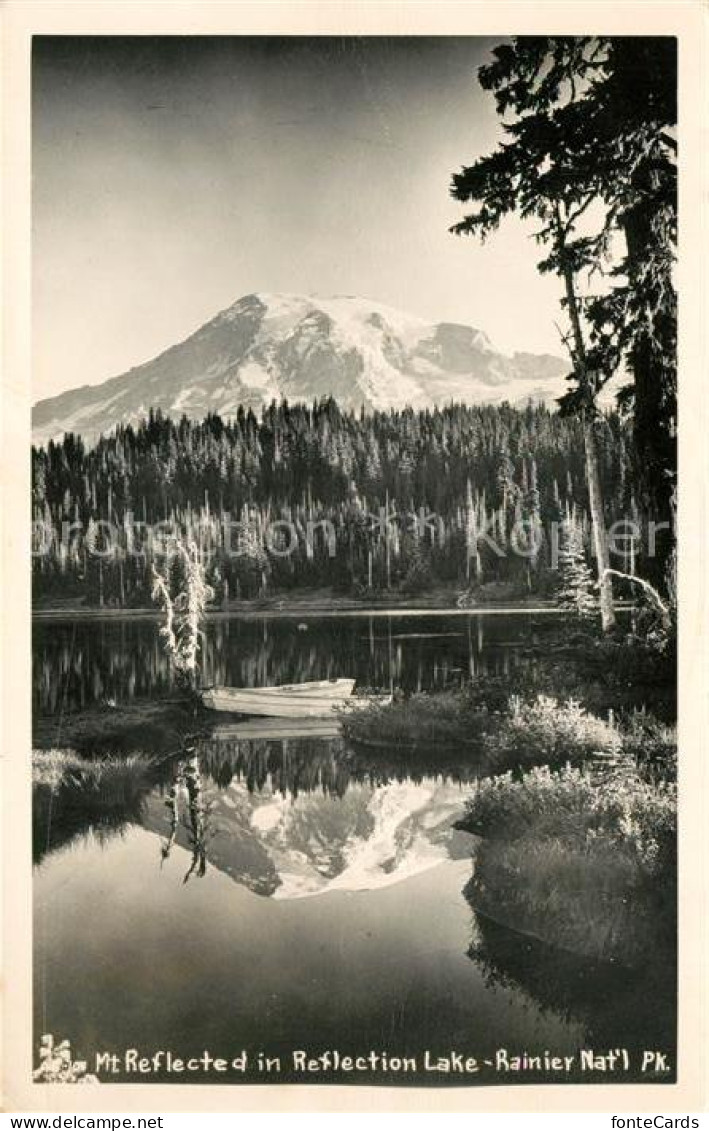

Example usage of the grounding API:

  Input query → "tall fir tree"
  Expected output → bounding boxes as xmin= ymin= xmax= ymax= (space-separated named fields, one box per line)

xmin=462 ymin=37 xmax=676 ymax=579
xmin=557 ymin=515 xmax=596 ymax=619
xmin=450 ymin=38 xmax=619 ymax=629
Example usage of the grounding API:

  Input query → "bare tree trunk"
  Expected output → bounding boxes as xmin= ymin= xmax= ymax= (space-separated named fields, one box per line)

xmin=583 ymin=415 xmax=616 ymax=631
xmin=385 ymin=489 xmax=391 ymax=589
xmin=557 ymin=225 xmax=616 ymax=632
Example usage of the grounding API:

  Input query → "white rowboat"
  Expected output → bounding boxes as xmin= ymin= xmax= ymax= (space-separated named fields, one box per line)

xmin=207 ymin=696 xmax=393 ymax=737
xmin=201 ymin=678 xmax=357 ymax=717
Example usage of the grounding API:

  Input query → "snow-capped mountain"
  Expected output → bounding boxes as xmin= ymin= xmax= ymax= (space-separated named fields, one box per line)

xmin=32 ymin=292 xmax=568 ymax=445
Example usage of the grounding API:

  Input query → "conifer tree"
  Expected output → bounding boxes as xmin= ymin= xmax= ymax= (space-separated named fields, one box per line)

xmin=450 ymin=37 xmax=618 ymax=630
xmin=459 ymin=36 xmax=676 ymax=575
xmin=31 ymin=402 xmax=632 ymax=605
xmin=557 ymin=515 xmax=596 ymax=619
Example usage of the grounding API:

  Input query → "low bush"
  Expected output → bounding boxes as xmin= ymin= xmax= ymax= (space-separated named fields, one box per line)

xmin=460 ymin=763 xmax=676 ymax=877
xmin=459 ymin=764 xmax=598 ymax=840
xmin=480 ymin=694 xmax=621 ymax=774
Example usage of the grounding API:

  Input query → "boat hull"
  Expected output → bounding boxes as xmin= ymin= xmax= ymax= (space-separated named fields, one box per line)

xmin=206 ymin=695 xmax=392 ymax=731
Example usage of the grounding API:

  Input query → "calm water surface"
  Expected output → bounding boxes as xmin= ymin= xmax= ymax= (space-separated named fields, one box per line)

xmin=32 ymin=612 xmax=675 ymax=1086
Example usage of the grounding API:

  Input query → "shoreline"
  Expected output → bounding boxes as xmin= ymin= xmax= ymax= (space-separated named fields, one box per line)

xmin=32 ymin=595 xmax=635 ymax=621
xmin=31 ymin=595 xmax=570 ymax=621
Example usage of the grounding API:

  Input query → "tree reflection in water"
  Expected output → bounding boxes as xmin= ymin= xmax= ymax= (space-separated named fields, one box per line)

xmin=33 ymin=614 xmax=538 ymax=717
xmin=196 ymin=729 xmax=487 ymax=798
xmin=32 ymin=728 xmax=676 ymax=1067
xmin=161 ymin=745 xmax=213 ymax=882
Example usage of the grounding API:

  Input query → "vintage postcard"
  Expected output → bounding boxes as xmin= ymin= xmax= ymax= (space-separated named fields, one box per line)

xmin=2 ymin=0 xmax=706 ymax=1115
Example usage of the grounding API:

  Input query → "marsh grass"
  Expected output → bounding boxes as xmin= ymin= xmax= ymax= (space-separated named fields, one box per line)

xmin=340 ymin=690 xmax=490 ymax=750
xmin=32 ymin=747 xmax=79 ymax=789
xmin=32 ymin=748 xmax=159 ymax=864
xmin=32 ymin=699 xmax=193 ymax=758
xmin=33 ymin=749 xmax=156 ymax=798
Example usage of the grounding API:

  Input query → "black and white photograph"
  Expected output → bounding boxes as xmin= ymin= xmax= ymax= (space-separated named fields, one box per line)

xmin=2 ymin=4 xmax=705 ymax=1113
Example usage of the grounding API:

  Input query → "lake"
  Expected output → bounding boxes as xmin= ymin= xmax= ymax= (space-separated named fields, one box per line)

xmin=32 ymin=611 xmax=675 ymax=1086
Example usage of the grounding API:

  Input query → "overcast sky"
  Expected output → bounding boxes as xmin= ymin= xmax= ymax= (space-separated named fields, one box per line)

xmin=32 ymin=36 xmax=563 ymax=403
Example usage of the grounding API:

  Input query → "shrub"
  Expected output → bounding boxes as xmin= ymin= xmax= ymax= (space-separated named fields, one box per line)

xmin=460 ymin=763 xmax=676 ymax=876
xmin=481 ymin=694 xmax=621 ymax=774
xmin=459 ymin=764 xmax=598 ymax=841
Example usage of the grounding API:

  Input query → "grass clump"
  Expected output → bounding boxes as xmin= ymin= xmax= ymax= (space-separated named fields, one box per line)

xmin=32 ymin=748 xmax=81 ymax=788
xmin=32 ymin=748 xmax=158 ymax=865
xmin=32 ymin=748 xmax=155 ymax=800
xmin=340 ymin=691 xmax=489 ymax=750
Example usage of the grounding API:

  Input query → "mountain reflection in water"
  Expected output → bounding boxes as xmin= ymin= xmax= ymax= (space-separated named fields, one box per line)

xmin=34 ymin=730 xmax=482 ymax=897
